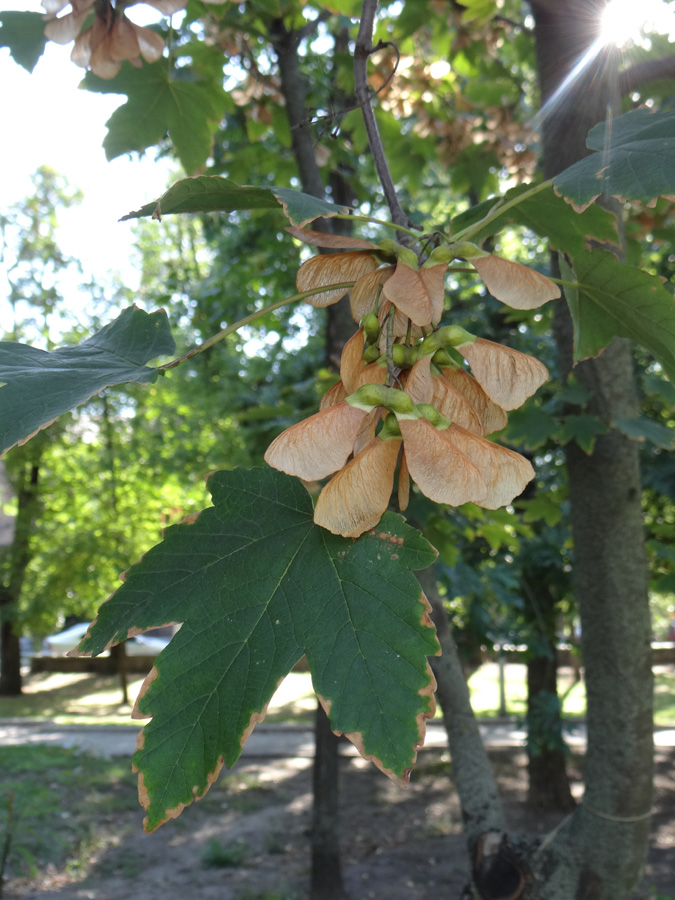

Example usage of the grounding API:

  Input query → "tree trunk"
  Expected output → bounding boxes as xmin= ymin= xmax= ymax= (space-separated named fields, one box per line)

xmin=0 ymin=455 xmax=41 ymax=696
xmin=310 ymin=704 xmax=346 ymax=900
xmin=526 ymin=654 xmax=574 ymax=811
xmin=523 ymin=576 xmax=574 ymax=811
xmin=530 ymin=2 xmax=654 ymax=896
xmin=0 ymin=597 xmax=22 ymax=696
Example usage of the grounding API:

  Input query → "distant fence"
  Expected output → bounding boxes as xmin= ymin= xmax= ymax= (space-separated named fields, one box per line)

xmin=30 ymin=644 xmax=675 ymax=676
xmin=31 ymin=655 xmax=159 ymax=675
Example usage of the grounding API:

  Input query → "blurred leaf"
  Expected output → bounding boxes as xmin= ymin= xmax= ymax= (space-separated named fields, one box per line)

xmin=559 ymin=250 xmax=675 ymax=383
xmin=78 ymin=468 xmax=439 ymax=831
xmin=613 ymin=416 xmax=675 ymax=449
xmin=460 ymin=0 xmax=498 ymax=24
xmin=0 ymin=307 xmax=175 ymax=457
xmin=0 ymin=11 xmax=47 ymax=73
xmin=83 ymin=62 xmax=227 ymax=174
xmin=121 ymin=176 xmax=349 ymax=225
xmin=557 ymin=414 xmax=609 ymax=454
xmin=516 ymin=497 xmax=562 ymax=528
xmin=505 ymin=405 xmax=558 ymax=449
xmin=554 ymin=108 xmax=675 ymax=210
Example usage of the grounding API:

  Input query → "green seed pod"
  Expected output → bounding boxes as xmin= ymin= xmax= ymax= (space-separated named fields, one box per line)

xmin=362 ymin=344 xmax=381 ymax=363
xmin=416 ymin=403 xmax=451 ymax=430
xmin=423 ymin=245 xmax=454 ymax=267
xmin=347 ymin=384 xmax=415 ymax=415
xmin=377 ymin=238 xmax=405 ymax=256
xmin=396 ymin=247 xmax=420 ymax=269
xmin=447 ymin=241 xmax=490 ymax=260
xmin=379 ymin=412 xmax=403 ymax=441
xmin=431 ymin=348 xmax=456 ymax=367
xmin=435 ymin=325 xmax=477 ymax=347
xmin=361 ymin=312 xmax=380 ymax=343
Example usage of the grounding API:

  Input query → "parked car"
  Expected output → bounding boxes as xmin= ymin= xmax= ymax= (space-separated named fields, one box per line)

xmin=42 ymin=622 xmax=171 ymax=657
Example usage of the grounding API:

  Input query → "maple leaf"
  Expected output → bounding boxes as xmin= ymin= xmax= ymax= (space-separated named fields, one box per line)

xmin=0 ymin=307 xmax=174 ymax=458
xmin=76 ymin=467 xmax=439 ymax=832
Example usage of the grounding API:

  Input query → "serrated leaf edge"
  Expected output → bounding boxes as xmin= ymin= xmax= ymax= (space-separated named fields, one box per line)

xmin=317 ymin=586 xmax=439 ymax=786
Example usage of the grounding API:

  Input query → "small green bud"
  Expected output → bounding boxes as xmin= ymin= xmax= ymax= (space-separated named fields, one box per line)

xmin=361 ymin=312 xmax=380 ymax=343
xmin=379 ymin=412 xmax=402 ymax=441
xmin=362 ymin=344 xmax=381 ymax=363
xmin=346 ymin=384 xmax=415 ymax=415
xmin=431 ymin=349 xmax=456 ymax=367
xmin=391 ymin=344 xmax=407 ymax=366
xmin=391 ymin=344 xmax=418 ymax=367
xmin=396 ymin=247 xmax=420 ymax=268
xmin=435 ymin=325 xmax=477 ymax=348
xmin=423 ymin=245 xmax=454 ymax=267
xmin=377 ymin=238 xmax=404 ymax=256
xmin=416 ymin=403 xmax=451 ymax=430
xmin=447 ymin=241 xmax=490 ymax=260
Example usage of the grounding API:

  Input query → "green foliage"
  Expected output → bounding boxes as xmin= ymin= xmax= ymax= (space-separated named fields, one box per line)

xmin=78 ymin=467 xmax=438 ymax=830
xmin=559 ymin=249 xmax=675 ymax=382
xmin=0 ymin=746 xmax=136 ymax=878
xmin=122 ymin=176 xmax=350 ymax=226
xmin=201 ymin=837 xmax=247 ymax=868
xmin=0 ymin=307 xmax=175 ymax=457
xmin=0 ymin=11 xmax=46 ymax=73
xmin=454 ymin=184 xmax=620 ymax=256
xmin=557 ymin=414 xmax=609 ymax=455
xmin=83 ymin=62 xmax=230 ymax=175
xmin=554 ymin=108 xmax=675 ymax=209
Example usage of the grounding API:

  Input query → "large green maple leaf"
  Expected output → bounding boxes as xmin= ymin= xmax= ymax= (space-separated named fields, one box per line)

xmin=554 ymin=108 xmax=675 ymax=210
xmin=83 ymin=62 xmax=228 ymax=175
xmin=76 ymin=467 xmax=439 ymax=832
xmin=121 ymin=176 xmax=350 ymax=227
xmin=559 ymin=250 xmax=675 ymax=383
xmin=0 ymin=307 xmax=175 ymax=457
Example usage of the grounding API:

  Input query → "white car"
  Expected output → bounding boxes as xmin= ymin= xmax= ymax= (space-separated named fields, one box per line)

xmin=42 ymin=622 xmax=171 ymax=657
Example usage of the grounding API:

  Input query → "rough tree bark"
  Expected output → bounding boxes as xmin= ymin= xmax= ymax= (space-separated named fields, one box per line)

xmin=529 ymin=2 xmax=654 ymax=897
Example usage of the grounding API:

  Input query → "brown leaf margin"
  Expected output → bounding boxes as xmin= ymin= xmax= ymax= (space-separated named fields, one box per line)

xmin=316 ymin=584 xmax=440 ymax=787
xmin=131 ymin=670 xmax=287 ymax=832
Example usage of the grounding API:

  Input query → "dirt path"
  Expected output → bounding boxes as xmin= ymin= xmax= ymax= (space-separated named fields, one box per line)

xmin=6 ymin=745 xmax=675 ymax=900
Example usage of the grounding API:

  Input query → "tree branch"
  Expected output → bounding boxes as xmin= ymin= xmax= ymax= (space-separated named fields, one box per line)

xmin=619 ymin=55 xmax=675 ymax=96
xmin=417 ymin=568 xmax=506 ymax=841
xmin=354 ymin=0 xmax=411 ymax=231
xmin=297 ymin=8 xmax=331 ymax=43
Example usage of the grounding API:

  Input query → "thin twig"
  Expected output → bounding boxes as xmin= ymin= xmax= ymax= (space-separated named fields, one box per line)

xmin=293 ymin=40 xmax=400 ymax=133
xmin=451 ymin=178 xmax=553 ymax=244
xmin=158 ymin=282 xmax=356 ymax=372
xmin=354 ymin=0 xmax=411 ymax=231
xmin=296 ymin=8 xmax=332 ymax=42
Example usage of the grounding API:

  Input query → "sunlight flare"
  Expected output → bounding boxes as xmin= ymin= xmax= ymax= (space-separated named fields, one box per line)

xmin=599 ymin=0 xmax=675 ymax=47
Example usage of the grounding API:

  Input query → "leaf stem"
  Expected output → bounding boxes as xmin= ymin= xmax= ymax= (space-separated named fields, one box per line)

xmin=158 ymin=283 xmax=356 ymax=371
xmin=332 ymin=213 xmax=420 ymax=240
xmin=451 ymin=179 xmax=554 ymax=244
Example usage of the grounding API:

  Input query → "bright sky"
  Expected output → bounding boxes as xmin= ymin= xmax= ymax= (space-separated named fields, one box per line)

xmin=0 ymin=0 xmax=174 ymax=322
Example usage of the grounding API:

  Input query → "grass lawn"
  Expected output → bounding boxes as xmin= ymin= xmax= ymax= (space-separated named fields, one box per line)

xmin=0 ymin=745 xmax=138 ymax=880
xmin=1 ymin=664 xmax=674 ymax=727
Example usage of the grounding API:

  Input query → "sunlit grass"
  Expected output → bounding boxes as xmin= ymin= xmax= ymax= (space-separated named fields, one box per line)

xmin=466 ymin=663 xmax=587 ymax=720
xmin=1 ymin=664 xmax=673 ymax=727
